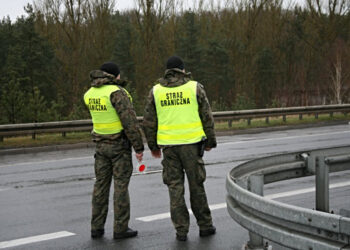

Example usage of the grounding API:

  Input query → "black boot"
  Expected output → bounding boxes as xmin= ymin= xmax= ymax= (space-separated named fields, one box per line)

xmin=91 ymin=229 xmax=104 ymax=238
xmin=199 ymin=225 xmax=216 ymax=237
xmin=176 ymin=233 xmax=187 ymax=241
xmin=113 ymin=228 xmax=138 ymax=239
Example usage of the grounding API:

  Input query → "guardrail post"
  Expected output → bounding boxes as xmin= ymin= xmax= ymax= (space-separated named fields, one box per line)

xmin=228 ymin=120 xmax=233 ymax=128
xmin=62 ymin=132 xmax=66 ymax=137
xmin=246 ymin=174 xmax=264 ymax=249
xmin=315 ymin=156 xmax=329 ymax=213
xmin=315 ymin=113 xmax=319 ymax=119
xmin=330 ymin=112 xmax=333 ymax=118
xmin=0 ymin=136 xmax=3 ymax=142
xmin=299 ymin=114 xmax=303 ymax=120
xmin=283 ymin=115 xmax=286 ymax=122
xmin=247 ymin=118 xmax=251 ymax=126
xmin=32 ymin=133 xmax=36 ymax=140
xmin=265 ymin=117 xmax=269 ymax=124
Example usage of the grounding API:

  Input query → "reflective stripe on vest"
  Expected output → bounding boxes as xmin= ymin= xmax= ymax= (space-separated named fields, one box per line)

xmin=153 ymin=80 xmax=206 ymax=145
xmin=84 ymin=85 xmax=131 ymax=135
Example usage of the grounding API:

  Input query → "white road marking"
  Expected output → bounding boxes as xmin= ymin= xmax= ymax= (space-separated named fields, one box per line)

xmin=0 ymin=188 xmax=9 ymax=192
xmin=136 ymin=203 xmax=225 ymax=222
xmin=138 ymin=212 xmax=171 ymax=222
xmin=136 ymin=180 xmax=350 ymax=222
xmin=0 ymin=231 xmax=75 ymax=249
xmin=265 ymin=180 xmax=350 ymax=199
xmin=208 ymin=203 xmax=227 ymax=210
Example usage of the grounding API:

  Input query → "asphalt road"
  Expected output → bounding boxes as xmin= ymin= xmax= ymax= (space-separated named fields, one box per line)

xmin=0 ymin=124 xmax=350 ymax=250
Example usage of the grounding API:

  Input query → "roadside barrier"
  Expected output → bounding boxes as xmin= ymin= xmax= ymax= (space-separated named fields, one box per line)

xmin=1 ymin=104 xmax=350 ymax=141
xmin=226 ymin=145 xmax=350 ymax=250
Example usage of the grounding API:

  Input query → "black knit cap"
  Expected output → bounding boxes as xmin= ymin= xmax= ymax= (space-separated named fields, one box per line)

xmin=100 ymin=62 xmax=120 ymax=77
xmin=166 ymin=56 xmax=184 ymax=70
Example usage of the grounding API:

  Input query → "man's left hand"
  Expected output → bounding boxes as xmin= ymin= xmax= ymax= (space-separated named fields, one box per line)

xmin=151 ymin=150 xmax=162 ymax=158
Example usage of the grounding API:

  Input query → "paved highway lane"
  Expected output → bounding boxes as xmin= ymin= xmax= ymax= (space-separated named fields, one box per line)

xmin=0 ymin=124 xmax=350 ymax=249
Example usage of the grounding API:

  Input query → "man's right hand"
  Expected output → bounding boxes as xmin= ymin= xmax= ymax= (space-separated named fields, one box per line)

xmin=151 ymin=150 xmax=162 ymax=158
xmin=135 ymin=152 xmax=143 ymax=162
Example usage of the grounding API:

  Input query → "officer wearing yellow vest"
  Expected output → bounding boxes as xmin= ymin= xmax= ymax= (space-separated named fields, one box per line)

xmin=84 ymin=62 xmax=144 ymax=239
xmin=143 ymin=56 xmax=217 ymax=241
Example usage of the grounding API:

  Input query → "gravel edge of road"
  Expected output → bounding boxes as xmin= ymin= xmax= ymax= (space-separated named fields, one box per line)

xmin=1 ymin=120 xmax=348 ymax=156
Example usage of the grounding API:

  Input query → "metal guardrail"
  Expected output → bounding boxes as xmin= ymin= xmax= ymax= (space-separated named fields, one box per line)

xmin=1 ymin=104 xmax=350 ymax=140
xmin=215 ymin=104 xmax=350 ymax=126
xmin=226 ymin=145 xmax=350 ymax=250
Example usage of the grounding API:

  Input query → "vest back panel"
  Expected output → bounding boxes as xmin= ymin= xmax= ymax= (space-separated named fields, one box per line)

xmin=84 ymin=85 xmax=124 ymax=135
xmin=153 ymin=80 xmax=206 ymax=145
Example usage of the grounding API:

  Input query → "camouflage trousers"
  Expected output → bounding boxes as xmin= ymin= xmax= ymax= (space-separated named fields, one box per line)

xmin=161 ymin=144 xmax=213 ymax=236
xmin=91 ymin=140 xmax=133 ymax=233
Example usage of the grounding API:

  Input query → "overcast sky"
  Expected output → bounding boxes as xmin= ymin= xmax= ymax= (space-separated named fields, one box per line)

xmin=0 ymin=0 xmax=134 ymax=20
xmin=0 ymin=0 xmax=304 ymax=21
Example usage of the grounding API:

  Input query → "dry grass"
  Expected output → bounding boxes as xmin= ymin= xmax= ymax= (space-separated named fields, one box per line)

xmin=1 ymin=113 xmax=349 ymax=149
xmin=0 ymin=132 xmax=91 ymax=149
xmin=215 ymin=113 xmax=350 ymax=130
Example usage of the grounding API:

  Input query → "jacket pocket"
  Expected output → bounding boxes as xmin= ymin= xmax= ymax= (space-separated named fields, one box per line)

xmin=162 ymin=159 xmax=170 ymax=185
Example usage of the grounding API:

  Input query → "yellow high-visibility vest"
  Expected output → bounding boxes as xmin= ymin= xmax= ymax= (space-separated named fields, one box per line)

xmin=153 ymin=80 xmax=206 ymax=145
xmin=84 ymin=85 xmax=132 ymax=135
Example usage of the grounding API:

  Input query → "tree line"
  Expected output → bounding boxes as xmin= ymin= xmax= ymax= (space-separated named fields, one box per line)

xmin=0 ymin=0 xmax=349 ymax=124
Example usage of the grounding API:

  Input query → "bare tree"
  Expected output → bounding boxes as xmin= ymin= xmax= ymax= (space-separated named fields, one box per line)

xmin=306 ymin=0 xmax=349 ymax=16
xmin=331 ymin=53 xmax=343 ymax=103
xmin=132 ymin=0 xmax=181 ymax=92
xmin=329 ymin=39 xmax=350 ymax=104
xmin=34 ymin=0 xmax=116 ymax=109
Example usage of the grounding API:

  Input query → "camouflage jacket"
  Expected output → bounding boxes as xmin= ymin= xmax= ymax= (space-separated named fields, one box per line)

xmin=87 ymin=70 xmax=144 ymax=153
xmin=143 ymin=68 xmax=217 ymax=151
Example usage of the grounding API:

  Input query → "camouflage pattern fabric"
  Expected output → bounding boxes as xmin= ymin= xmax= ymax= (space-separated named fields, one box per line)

xmin=91 ymin=140 xmax=133 ymax=233
xmin=89 ymin=70 xmax=144 ymax=153
xmin=161 ymin=144 xmax=213 ymax=235
xmin=87 ymin=70 xmax=143 ymax=234
xmin=143 ymin=68 xmax=217 ymax=151
xmin=143 ymin=68 xmax=216 ymax=236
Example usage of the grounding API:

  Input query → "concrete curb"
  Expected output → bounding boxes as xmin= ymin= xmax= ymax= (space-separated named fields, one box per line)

xmin=0 ymin=120 xmax=348 ymax=156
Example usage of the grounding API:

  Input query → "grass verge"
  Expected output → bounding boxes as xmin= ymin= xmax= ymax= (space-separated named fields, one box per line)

xmin=1 ymin=113 xmax=349 ymax=149
xmin=0 ymin=132 xmax=91 ymax=149
xmin=215 ymin=113 xmax=350 ymax=130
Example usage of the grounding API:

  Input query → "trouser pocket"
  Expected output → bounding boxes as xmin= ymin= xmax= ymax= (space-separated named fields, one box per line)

xmin=197 ymin=158 xmax=206 ymax=184
xmin=162 ymin=158 xmax=170 ymax=185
